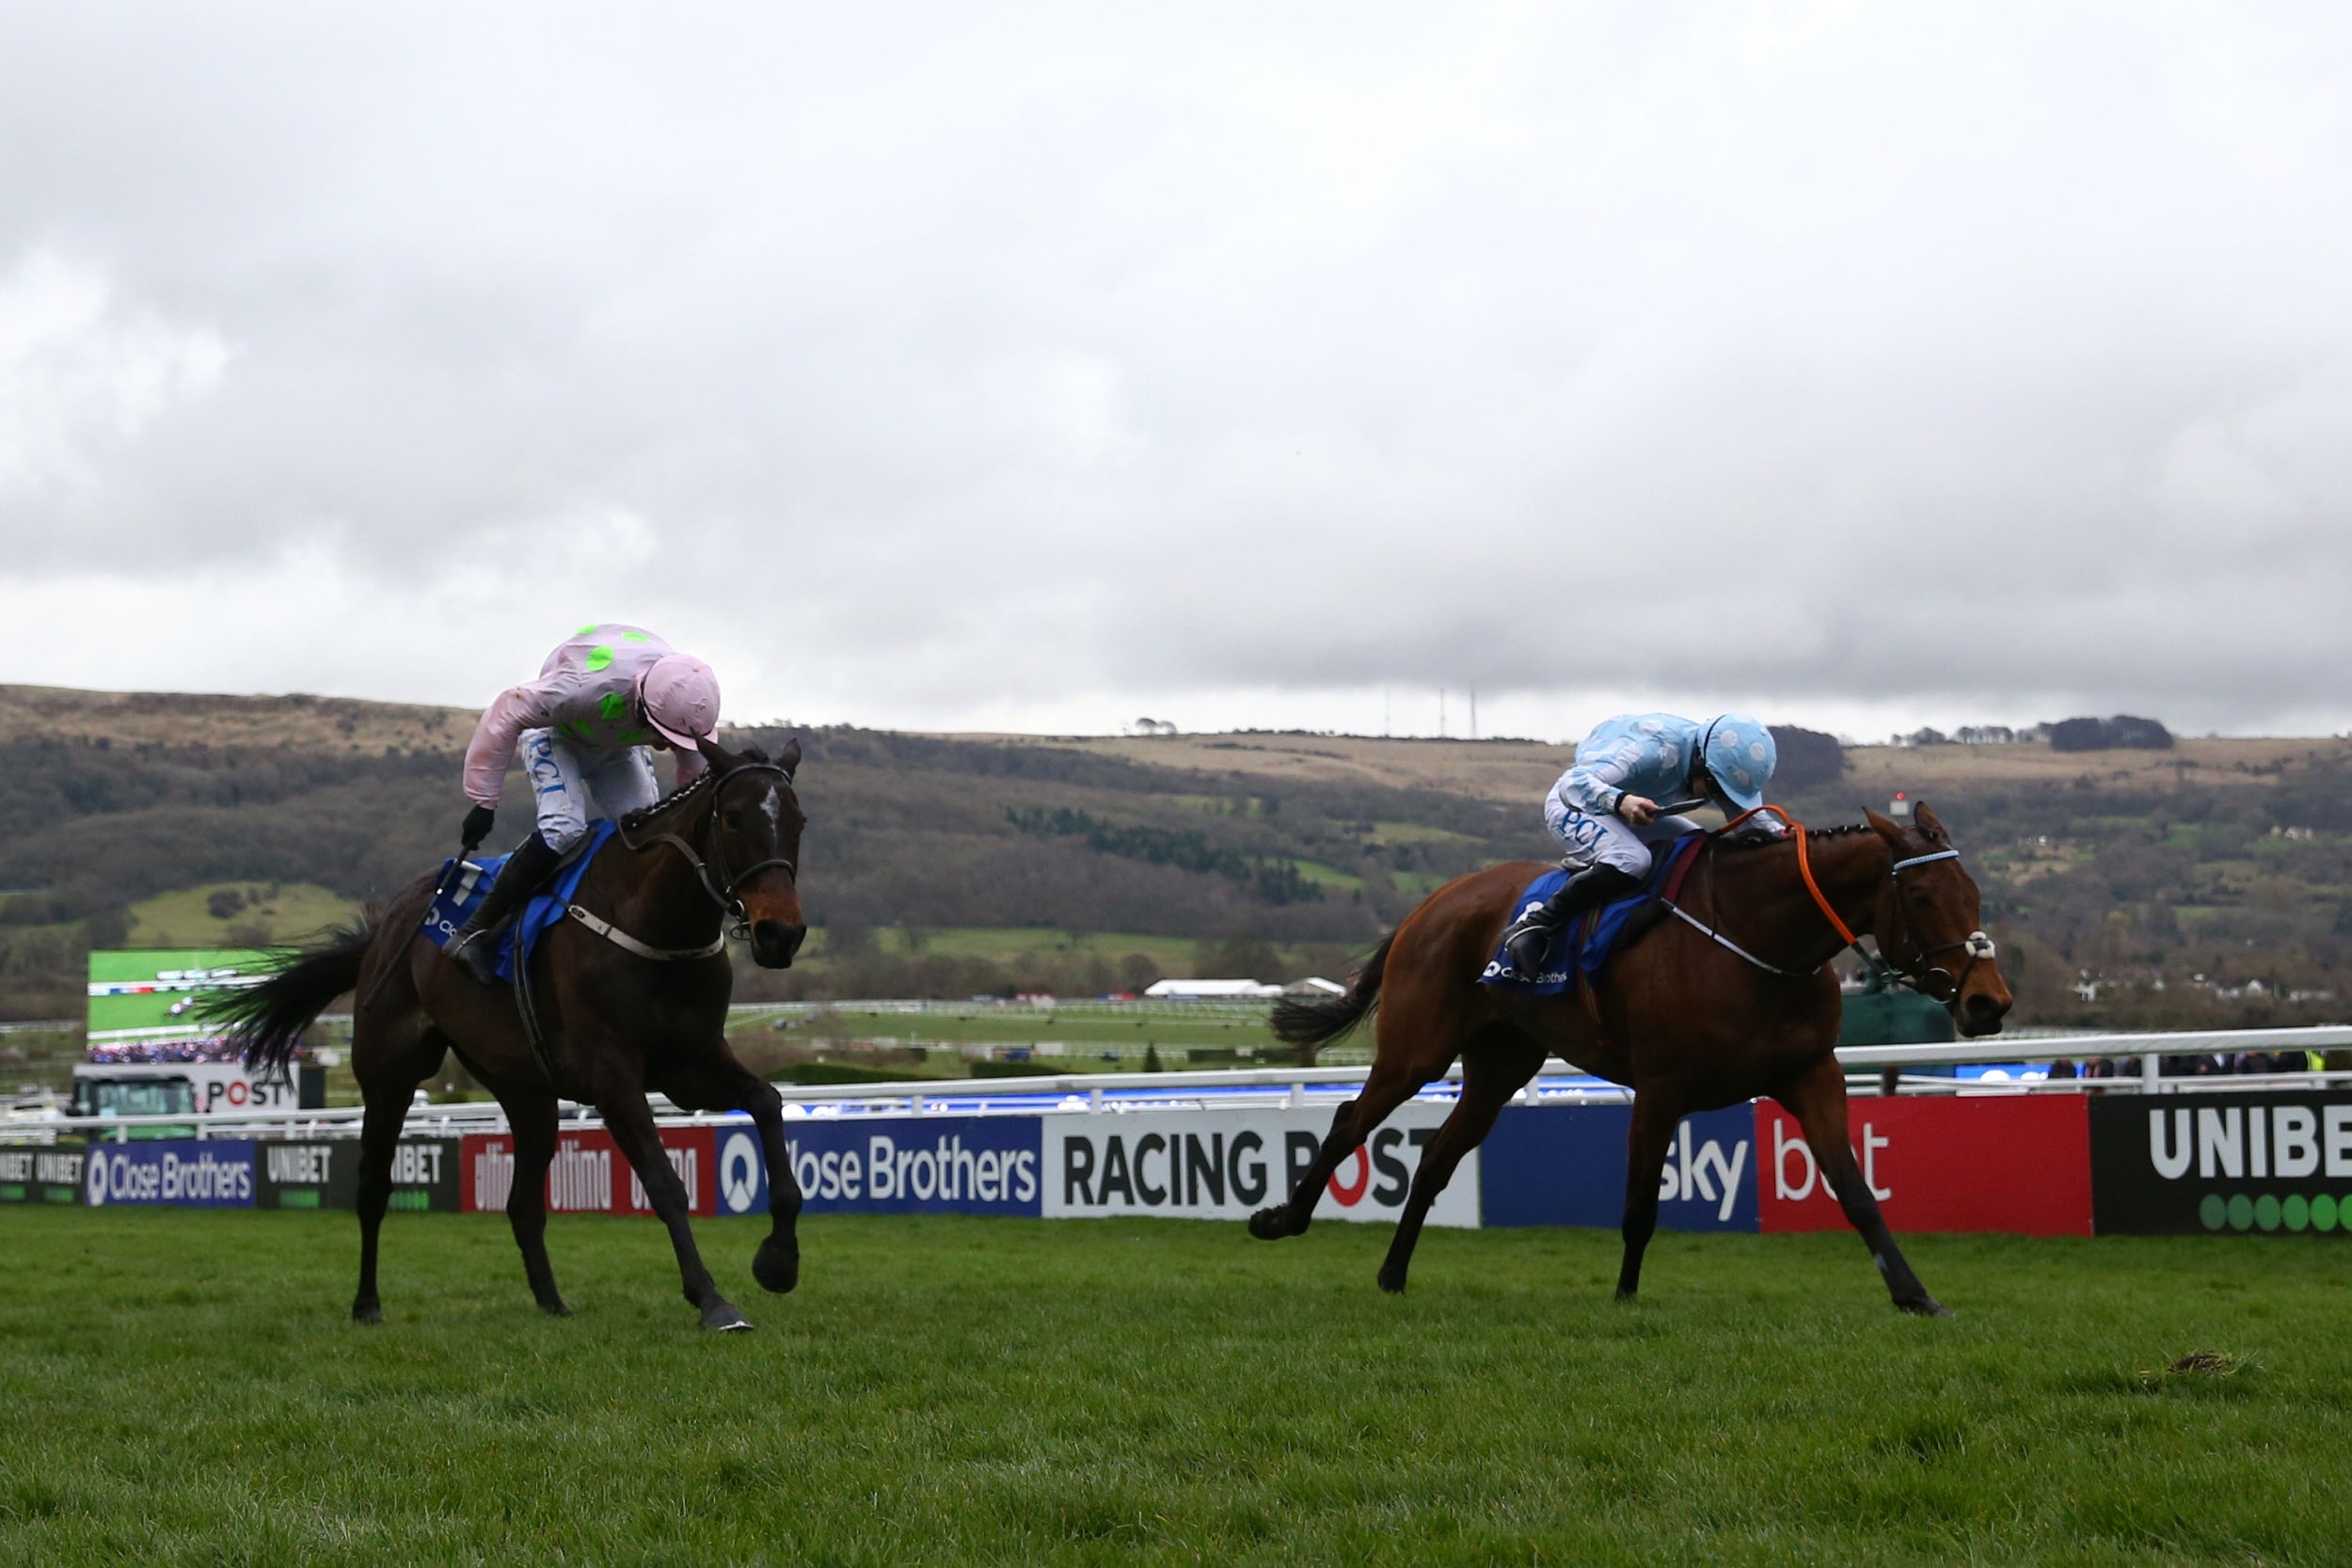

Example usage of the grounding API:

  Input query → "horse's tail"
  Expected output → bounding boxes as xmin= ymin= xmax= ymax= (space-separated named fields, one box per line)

xmin=199 ymin=918 xmax=379 ymax=1077
xmin=1271 ymin=929 xmax=1395 ymax=1053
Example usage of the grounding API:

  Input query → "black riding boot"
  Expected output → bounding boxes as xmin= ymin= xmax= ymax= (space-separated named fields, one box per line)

xmin=446 ymin=833 xmax=563 ymax=985
xmin=1501 ymin=863 xmax=1642 ymax=976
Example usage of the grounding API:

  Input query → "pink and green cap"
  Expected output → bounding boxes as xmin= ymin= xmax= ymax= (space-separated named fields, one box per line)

xmin=638 ymin=654 xmax=721 ymax=750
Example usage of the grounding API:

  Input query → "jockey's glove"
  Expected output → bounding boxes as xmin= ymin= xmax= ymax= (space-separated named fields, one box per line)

xmin=461 ymin=804 xmax=496 ymax=851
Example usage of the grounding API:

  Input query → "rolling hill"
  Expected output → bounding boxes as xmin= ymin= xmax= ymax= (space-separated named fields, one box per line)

xmin=3 ymin=683 xmax=2348 ymax=1033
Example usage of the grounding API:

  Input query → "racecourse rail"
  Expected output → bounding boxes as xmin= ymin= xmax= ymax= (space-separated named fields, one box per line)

xmin=25 ymin=1024 xmax=2352 ymax=1144
xmin=22 ymin=1024 xmax=2352 ymax=1239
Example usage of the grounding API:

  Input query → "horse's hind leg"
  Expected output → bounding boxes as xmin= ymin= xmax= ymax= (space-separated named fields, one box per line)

xmin=351 ymin=1090 xmax=412 ymax=1324
xmin=599 ymin=1090 xmax=745 ymax=1331
xmin=1777 ymin=1055 xmax=1947 ymax=1317
xmin=1613 ymin=1084 xmax=1682 ymax=1302
xmin=1248 ymin=1050 xmax=1432 ymax=1242
xmin=350 ymin=1008 xmax=443 ymax=1324
xmin=499 ymin=1086 xmax=569 ymax=1316
xmin=1375 ymin=1033 xmax=1542 ymax=1294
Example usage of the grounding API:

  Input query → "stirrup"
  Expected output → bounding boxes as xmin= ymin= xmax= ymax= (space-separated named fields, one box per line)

xmin=1502 ymin=915 xmax=1555 ymax=974
xmin=449 ymin=927 xmax=504 ymax=985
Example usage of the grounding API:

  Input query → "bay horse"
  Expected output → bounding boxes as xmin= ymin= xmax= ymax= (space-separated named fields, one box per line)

xmin=208 ymin=738 xmax=809 ymax=1331
xmin=1254 ymin=802 xmax=2011 ymax=1313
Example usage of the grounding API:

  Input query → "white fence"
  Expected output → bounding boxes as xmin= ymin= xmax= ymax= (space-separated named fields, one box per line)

xmin=11 ymin=1024 xmax=2352 ymax=1144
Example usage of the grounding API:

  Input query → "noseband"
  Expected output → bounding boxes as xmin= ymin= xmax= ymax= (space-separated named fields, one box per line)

xmin=615 ymin=762 xmax=800 ymax=939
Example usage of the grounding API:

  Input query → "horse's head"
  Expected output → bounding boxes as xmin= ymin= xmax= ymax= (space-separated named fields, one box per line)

xmin=697 ymin=736 xmax=808 ymax=968
xmin=1864 ymin=802 xmax=2012 ymax=1037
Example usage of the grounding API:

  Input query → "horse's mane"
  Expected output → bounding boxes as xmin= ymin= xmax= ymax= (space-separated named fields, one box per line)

xmin=1716 ymin=819 xmax=1878 ymax=850
xmin=615 ymin=745 xmax=776 ymax=832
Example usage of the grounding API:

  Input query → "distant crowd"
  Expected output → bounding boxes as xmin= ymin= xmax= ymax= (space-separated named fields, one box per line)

xmin=84 ymin=1038 xmax=249 ymax=1065
xmin=2048 ymin=1049 xmax=2333 ymax=1080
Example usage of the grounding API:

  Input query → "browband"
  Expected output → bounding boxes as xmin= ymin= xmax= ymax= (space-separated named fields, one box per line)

xmin=1890 ymin=848 xmax=1961 ymax=873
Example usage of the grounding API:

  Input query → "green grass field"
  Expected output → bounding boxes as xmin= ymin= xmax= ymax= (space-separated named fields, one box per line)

xmin=123 ymin=882 xmax=361 ymax=949
xmin=3 ymin=1211 xmax=2348 ymax=1564
xmin=775 ymin=1004 xmax=1285 ymax=1053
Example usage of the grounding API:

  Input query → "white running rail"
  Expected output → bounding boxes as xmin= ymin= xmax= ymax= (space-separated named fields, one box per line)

xmin=14 ymin=1024 xmax=2352 ymax=1142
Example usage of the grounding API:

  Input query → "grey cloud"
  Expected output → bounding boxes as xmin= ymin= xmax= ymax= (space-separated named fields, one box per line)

xmin=3 ymin=3 xmax=2351 ymax=736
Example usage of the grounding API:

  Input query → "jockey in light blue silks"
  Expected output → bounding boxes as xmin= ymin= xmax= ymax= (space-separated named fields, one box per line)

xmin=1499 ymin=712 xmax=1781 ymax=977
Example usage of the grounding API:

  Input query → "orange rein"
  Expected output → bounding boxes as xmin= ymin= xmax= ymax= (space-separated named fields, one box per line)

xmin=1716 ymin=805 xmax=1861 ymax=950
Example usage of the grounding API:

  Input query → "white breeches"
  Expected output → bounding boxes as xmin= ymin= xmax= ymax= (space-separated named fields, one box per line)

xmin=1542 ymin=797 xmax=1702 ymax=878
xmin=517 ymin=728 xmax=660 ymax=855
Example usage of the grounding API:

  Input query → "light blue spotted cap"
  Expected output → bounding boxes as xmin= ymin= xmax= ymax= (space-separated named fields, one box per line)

xmin=1701 ymin=713 xmax=1776 ymax=813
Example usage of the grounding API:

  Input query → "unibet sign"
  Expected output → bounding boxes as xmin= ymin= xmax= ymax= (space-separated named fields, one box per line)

xmin=2090 ymin=1092 xmax=2352 ymax=1235
xmin=0 ymin=1143 xmax=87 ymax=1206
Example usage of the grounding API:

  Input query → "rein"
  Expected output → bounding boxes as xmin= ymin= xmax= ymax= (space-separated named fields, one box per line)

xmin=1665 ymin=807 xmax=1994 ymax=999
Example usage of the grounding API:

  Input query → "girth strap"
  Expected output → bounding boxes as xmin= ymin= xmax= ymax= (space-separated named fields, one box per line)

xmin=564 ymin=903 xmax=727 ymax=961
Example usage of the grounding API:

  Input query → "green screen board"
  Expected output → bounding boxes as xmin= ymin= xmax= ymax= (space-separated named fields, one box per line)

xmin=87 ymin=949 xmax=277 ymax=1040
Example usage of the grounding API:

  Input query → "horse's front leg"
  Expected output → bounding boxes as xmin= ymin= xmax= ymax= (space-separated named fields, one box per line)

xmin=660 ymin=1051 xmax=802 ymax=1294
xmin=1776 ymin=1054 xmax=1947 ymax=1316
xmin=599 ymin=1089 xmax=748 ymax=1330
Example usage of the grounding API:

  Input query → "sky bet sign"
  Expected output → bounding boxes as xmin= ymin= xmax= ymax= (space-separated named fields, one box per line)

xmin=1481 ymin=1103 xmax=1757 ymax=1231
xmin=84 ymin=1139 xmax=256 ymax=1208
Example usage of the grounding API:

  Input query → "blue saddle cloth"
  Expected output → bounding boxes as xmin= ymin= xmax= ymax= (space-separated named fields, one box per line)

xmin=421 ymin=821 xmax=618 ymax=983
xmin=1478 ymin=833 xmax=1706 ymax=996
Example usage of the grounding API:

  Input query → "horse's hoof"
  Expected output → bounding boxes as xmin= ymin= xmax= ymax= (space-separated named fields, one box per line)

xmin=1376 ymin=1268 xmax=1407 ymax=1295
xmin=1247 ymin=1208 xmax=1294 ymax=1241
xmin=1899 ymin=1296 xmax=1954 ymax=1318
xmin=701 ymin=1300 xmax=755 ymax=1332
xmin=538 ymin=1298 xmax=572 ymax=1318
xmin=1613 ymin=1288 xmax=1639 ymax=1304
xmin=752 ymin=1237 xmax=800 ymax=1294
xmin=351 ymin=1300 xmax=383 ymax=1325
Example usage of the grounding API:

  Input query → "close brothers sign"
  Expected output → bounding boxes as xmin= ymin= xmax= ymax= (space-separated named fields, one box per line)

xmin=19 ymin=1089 xmax=2352 ymax=1235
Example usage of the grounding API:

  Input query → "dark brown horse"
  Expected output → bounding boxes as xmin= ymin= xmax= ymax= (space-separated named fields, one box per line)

xmin=1253 ymin=802 xmax=2011 ymax=1313
xmin=209 ymin=738 xmax=810 ymax=1331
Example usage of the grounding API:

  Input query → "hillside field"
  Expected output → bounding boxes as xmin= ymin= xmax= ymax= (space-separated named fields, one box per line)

xmin=123 ymin=882 xmax=362 ymax=948
xmin=8 ymin=681 xmax=2352 ymax=1031
xmin=1 ymin=1209 xmax=2347 ymax=1564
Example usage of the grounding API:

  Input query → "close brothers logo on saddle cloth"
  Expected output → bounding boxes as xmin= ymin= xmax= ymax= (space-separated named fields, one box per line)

xmin=1478 ymin=833 xmax=1708 ymax=997
xmin=422 ymin=820 xmax=619 ymax=982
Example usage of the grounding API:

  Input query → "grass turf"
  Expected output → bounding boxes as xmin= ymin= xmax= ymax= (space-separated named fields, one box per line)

xmin=1 ymin=1209 xmax=2347 ymax=1564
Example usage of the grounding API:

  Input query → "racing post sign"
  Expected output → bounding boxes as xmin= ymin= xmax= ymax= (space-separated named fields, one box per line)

xmin=2090 ymin=1092 xmax=2352 ymax=1235
xmin=1041 ymin=1103 xmax=1479 ymax=1227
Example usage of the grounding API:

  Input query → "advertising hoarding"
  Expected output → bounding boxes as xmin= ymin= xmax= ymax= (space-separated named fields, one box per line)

xmin=2090 ymin=1092 xmax=2352 ymax=1235
xmin=1480 ymin=1103 xmax=1758 ymax=1232
xmin=460 ymin=1128 xmax=716 ymax=1216
xmin=0 ymin=1142 xmax=87 ymax=1205
xmin=751 ymin=1116 xmax=1042 ymax=1217
xmin=81 ymin=1139 xmax=256 ymax=1207
xmin=1756 ymin=1095 xmax=2091 ymax=1236
xmin=254 ymin=1137 xmax=462 ymax=1212
xmin=1041 ymin=1103 xmax=1479 ymax=1227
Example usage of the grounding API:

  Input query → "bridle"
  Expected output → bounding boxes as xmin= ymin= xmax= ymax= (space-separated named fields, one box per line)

xmin=613 ymin=761 xmax=801 ymax=941
xmin=1667 ymin=806 xmax=1994 ymax=1004
xmin=1872 ymin=846 xmax=1998 ymax=1004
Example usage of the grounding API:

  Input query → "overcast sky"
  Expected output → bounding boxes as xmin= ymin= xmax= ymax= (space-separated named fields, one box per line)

xmin=3 ymin=3 xmax=2349 ymax=743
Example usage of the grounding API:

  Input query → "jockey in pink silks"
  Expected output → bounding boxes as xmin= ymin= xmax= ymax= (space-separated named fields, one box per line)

xmin=443 ymin=625 xmax=722 ymax=983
